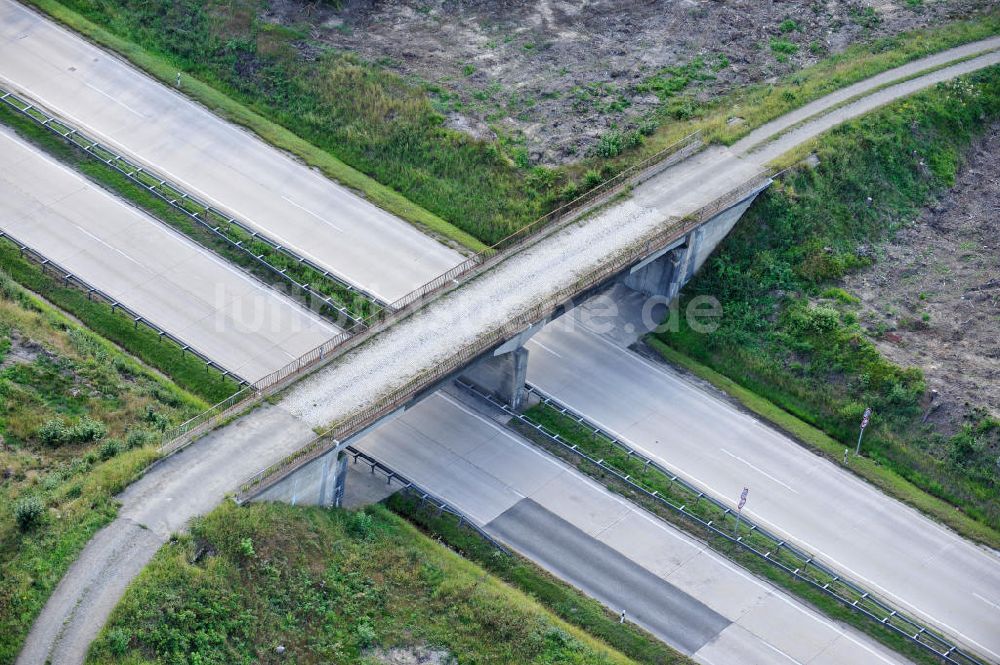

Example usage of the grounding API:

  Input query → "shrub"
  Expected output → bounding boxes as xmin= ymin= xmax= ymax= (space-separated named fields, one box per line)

xmin=99 ymin=439 xmax=124 ymax=461
xmin=15 ymin=496 xmax=45 ymax=531
xmin=72 ymin=417 xmax=107 ymax=443
xmin=37 ymin=418 xmax=70 ymax=446
xmin=356 ymin=622 xmax=377 ymax=648
xmin=105 ymin=628 xmax=131 ymax=656
xmin=126 ymin=428 xmax=158 ymax=449
xmin=770 ymin=38 xmax=799 ymax=56
xmin=144 ymin=406 xmax=170 ymax=432
xmin=239 ymin=537 xmax=256 ymax=559
xmin=348 ymin=511 xmax=376 ymax=540
xmin=594 ymin=131 xmax=624 ymax=158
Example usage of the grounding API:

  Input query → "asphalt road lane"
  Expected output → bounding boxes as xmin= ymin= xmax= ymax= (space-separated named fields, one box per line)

xmin=354 ymin=390 xmax=907 ymax=664
xmin=488 ymin=498 xmax=730 ymax=654
xmin=0 ymin=126 xmax=339 ymax=382
xmin=0 ymin=0 xmax=465 ymax=303
xmin=527 ymin=310 xmax=1000 ymax=661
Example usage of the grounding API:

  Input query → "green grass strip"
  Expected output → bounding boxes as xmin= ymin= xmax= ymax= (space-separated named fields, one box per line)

xmin=387 ymin=492 xmax=692 ymax=665
xmin=0 ymin=239 xmax=238 ymax=403
xmin=513 ymin=405 xmax=947 ymax=665
xmin=0 ymin=99 xmax=378 ymax=321
xmin=644 ymin=337 xmax=1000 ymax=551
xmin=22 ymin=0 xmax=488 ymax=254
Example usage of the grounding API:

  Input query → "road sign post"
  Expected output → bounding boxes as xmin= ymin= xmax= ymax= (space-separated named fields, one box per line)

xmin=735 ymin=486 xmax=749 ymax=537
xmin=855 ymin=407 xmax=872 ymax=456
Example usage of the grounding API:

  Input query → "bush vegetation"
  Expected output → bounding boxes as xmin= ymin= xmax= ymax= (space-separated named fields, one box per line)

xmin=655 ymin=69 xmax=1000 ymax=534
xmin=27 ymin=0 xmax=1000 ymax=248
xmin=0 ymin=271 xmax=206 ymax=664
xmin=88 ymin=501 xmax=636 ymax=665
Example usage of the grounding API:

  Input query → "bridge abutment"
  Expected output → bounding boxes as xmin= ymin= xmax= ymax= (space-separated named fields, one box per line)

xmin=623 ymin=187 xmax=765 ymax=301
xmin=252 ymin=448 xmax=349 ymax=507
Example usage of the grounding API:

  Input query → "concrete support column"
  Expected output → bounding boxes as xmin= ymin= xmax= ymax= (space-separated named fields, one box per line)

xmin=461 ymin=346 xmax=530 ymax=410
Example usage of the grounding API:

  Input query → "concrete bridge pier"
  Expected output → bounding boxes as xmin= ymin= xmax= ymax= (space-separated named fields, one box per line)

xmin=460 ymin=319 xmax=546 ymax=411
xmin=462 ymin=346 xmax=530 ymax=410
xmin=623 ymin=237 xmax=692 ymax=301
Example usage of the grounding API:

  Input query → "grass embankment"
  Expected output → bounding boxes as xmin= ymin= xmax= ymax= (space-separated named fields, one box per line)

xmin=0 ymin=101 xmax=377 ymax=322
xmin=88 ymin=501 xmax=637 ymax=665
xmin=655 ymin=68 xmax=1000 ymax=540
xmin=28 ymin=0 xmax=1000 ymax=248
xmin=26 ymin=0 xmax=489 ymax=253
xmin=0 ymin=239 xmax=238 ymax=404
xmin=515 ymin=404 xmax=941 ymax=665
xmin=389 ymin=492 xmax=690 ymax=665
xmin=0 ymin=271 xmax=207 ymax=665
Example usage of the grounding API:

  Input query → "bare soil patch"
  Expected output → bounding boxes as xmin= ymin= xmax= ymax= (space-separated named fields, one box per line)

xmin=268 ymin=0 xmax=989 ymax=164
xmin=844 ymin=122 xmax=1000 ymax=432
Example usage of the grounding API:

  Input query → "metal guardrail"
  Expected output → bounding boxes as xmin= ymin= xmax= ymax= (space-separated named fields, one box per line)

xmin=233 ymin=174 xmax=773 ymax=502
xmin=340 ymin=446 xmax=510 ymax=553
xmin=159 ymin=131 xmax=710 ymax=452
xmin=0 ymin=230 xmax=248 ymax=386
xmin=462 ymin=378 xmax=987 ymax=665
xmin=0 ymin=86 xmax=384 ymax=327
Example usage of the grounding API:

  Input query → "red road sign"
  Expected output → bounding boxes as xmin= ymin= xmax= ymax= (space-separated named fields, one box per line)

xmin=861 ymin=407 xmax=872 ymax=430
xmin=738 ymin=487 xmax=749 ymax=510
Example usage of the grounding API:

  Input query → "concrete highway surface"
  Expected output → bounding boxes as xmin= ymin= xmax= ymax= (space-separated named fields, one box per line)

xmin=353 ymin=390 xmax=907 ymax=665
xmin=0 ymin=0 xmax=464 ymax=303
xmin=526 ymin=291 xmax=1000 ymax=662
xmin=0 ymin=126 xmax=339 ymax=382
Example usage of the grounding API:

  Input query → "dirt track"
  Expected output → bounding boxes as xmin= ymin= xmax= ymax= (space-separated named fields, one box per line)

xmin=273 ymin=0 xmax=995 ymax=163
xmin=844 ymin=122 xmax=1000 ymax=430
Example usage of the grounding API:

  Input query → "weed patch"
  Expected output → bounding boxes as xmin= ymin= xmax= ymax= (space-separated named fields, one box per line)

xmin=89 ymin=502 xmax=636 ymax=664
xmin=0 ymin=274 xmax=205 ymax=664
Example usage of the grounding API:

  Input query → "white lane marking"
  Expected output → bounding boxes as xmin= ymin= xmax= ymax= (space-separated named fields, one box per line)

xmin=528 ymin=338 xmax=562 ymax=358
xmin=74 ymin=225 xmax=141 ymax=267
xmin=719 ymin=448 xmax=798 ymax=494
xmin=281 ymin=195 xmax=344 ymax=233
xmin=82 ymin=80 xmax=146 ymax=118
xmin=974 ymin=592 xmax=1000 ymax=612
xmin=619 ymin=492 xmax=901 ymax=665
xmin=422 ymin=394 xmax=906 ymax=664
xmin=530 ymin=331 xmax=1000 ymax=658
xmin=575 ymin=326 xmax=1000 ymax=563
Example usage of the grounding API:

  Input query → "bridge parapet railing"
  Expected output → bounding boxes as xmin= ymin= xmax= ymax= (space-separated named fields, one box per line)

xmin=159 ymin=131 xmax=710 ymax=454
xmin=234 ymin=171 xmax=773 ymax=502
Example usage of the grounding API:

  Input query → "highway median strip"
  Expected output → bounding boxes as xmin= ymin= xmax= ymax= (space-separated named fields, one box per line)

xmin=0 ymin=86 xmax=384 ymax=326
xmin=455 ymin=380 xmax=987 ymax=665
